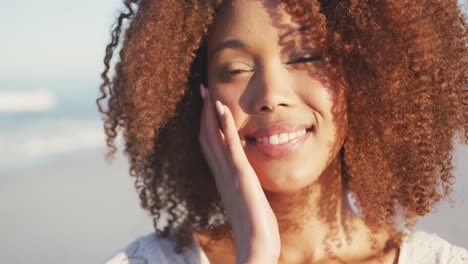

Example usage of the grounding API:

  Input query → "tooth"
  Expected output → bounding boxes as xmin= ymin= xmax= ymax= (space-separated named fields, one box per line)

xmin=298 ymin=129 xmax=306 ymax=136
xmin=262 ymin=137 xmax=268 ymax=143
xmin=278 ymin=133 xmax=289 ymax=144
xmin=268 ymin=134 xmax=279 ymax=144
xmin=288 ymin=132 xmax=297 ymax=140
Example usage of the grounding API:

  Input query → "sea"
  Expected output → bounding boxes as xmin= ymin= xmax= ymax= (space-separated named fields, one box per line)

xmin=0 ymin=79 xmax=108 ymax=172
xmin=0 ymin=79 xmax=467 ymax=260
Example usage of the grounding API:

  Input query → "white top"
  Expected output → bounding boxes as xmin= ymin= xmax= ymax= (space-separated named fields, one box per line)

xmin=104 ymin=230 xmax=468 ymax=264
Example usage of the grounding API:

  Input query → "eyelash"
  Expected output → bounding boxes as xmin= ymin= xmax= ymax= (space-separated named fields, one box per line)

xmin=222 ymin=69 xmax=251 ymax=78
xmin=221 ymin=54 xmax=323 ymax=79
xmin=287 ymin=54 xmax=322 ymax=65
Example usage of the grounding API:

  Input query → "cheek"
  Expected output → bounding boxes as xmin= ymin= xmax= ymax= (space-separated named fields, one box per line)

xmin=297 ymin=74 xmax=346 ymax=122
xmin=317 ymin=88 xmax=347 ymax=156
xmin=297 ymin=80 xmax=333 ymax=116
xmin=211 ymin=89 xmax=245 ymax=128
xmin=298 ymin=81 xmax=347 ymax=150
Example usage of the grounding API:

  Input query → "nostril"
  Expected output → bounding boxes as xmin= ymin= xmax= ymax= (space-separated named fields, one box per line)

xmin=260 ymin=106 xmax=271 ymax=111
xmin=259 ymin=103 xmax=289 ymax=112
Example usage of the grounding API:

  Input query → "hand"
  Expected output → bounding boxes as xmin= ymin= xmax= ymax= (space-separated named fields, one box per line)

xmin=198 ymin=84 xmax=281 ymax=264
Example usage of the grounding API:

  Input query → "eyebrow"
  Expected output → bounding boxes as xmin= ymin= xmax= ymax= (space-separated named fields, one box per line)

xmin=279 ymin=26 xmax=311 ymax=41
xmin=208 ymin=40 xmax=247 ymax=61
xmin=208 ymin=27 xmax=311 ymax=61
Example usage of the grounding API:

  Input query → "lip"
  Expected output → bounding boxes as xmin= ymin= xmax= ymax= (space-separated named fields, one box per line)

xmin=245 ymin=123 xmax=313 ymax=139
xmin=246 ymin=129 xmax=311 ymax=158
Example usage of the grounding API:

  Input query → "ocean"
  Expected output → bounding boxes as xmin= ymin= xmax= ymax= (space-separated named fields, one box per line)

xmin=0 ymin=79 xmax=466 ymax=263
xmin=0 ymin=79 xmax=154 ymax=264
xmin=0 ymin=79 xmax=107 ymax=171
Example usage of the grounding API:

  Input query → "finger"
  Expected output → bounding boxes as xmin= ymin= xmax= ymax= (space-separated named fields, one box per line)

xmin=201 ymin=85 xmax=227 ymax=151
xmin=199 ymin=85 xmax=218 ymax=161
xmin=215 ymin=100 xmax=251 ymax=171
xmin=199 ymin=84 xmax=229 ymax=176
xmin=199 ymin=84 xmax=212 ymax=157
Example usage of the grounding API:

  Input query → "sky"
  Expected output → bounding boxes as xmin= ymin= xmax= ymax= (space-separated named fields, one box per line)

xmin=1 ymin=0 xmax=466 ymax=83
xmin=0 ymin=1 xmax=467 ymax=259
xmin=0 ymin=0 xmax=122 ymax=82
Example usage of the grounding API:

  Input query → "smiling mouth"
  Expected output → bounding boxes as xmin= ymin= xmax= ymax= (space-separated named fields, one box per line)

xmin=245 ymin=126 xmax=315 ymax=145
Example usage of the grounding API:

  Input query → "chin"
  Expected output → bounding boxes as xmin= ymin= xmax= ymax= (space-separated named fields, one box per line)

xmin=253 ymin=162 xmax=323 ymax=193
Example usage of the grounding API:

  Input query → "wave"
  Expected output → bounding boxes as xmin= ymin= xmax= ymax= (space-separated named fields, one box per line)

xmin=0 ymin=90 xmax=57 ymax=113
xmin=0 ymin=119 xmax=112 ymax=170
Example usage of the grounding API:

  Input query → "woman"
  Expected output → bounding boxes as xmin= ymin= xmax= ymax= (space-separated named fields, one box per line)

xmin=100 ymin=0 xmax=467 ymax=263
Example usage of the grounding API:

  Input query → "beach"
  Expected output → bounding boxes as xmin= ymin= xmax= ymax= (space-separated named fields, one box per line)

xmin=0 ymin=148 xmax=153 ymax=263
xmin=2 ymin=0 xmax=466 ymax=262
xmin=0 ymin=82 xmax=466 ymax=263
xmin=0 ymin=144 xmax=466 ymax=263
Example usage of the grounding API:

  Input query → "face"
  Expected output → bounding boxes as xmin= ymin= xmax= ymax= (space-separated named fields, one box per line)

xmin=206 ymin=0 xmax=347 ymax=193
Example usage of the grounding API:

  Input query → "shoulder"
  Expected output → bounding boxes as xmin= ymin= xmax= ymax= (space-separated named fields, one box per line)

xmin=399 ymin=230 xmax=468 ymax=264
xmin=103 ymin=232 xmax=210 ymax=264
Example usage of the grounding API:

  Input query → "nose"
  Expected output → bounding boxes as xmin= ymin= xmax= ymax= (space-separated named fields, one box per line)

xmin=249 ymin=63 xmax=293 ymax=113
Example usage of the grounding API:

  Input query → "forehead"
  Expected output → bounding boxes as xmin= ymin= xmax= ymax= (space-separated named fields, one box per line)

xmin=207 ymin=0 xmax=301 ymax=50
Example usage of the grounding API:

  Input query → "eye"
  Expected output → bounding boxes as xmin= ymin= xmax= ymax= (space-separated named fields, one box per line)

xmin=287 ymin=53 xmax=322 ymax=65
xmin=222 ymin=69 xmax=251 ymax=78
xmin=286 ymin=52 xmax=322 ymax=65
xmin=219 ymin=62 xmax=253 ymax=80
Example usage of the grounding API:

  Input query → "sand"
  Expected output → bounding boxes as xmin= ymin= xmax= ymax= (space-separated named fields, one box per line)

xmin=0 ymin=145 xmax=466 ymax=263
xmin=0 ymin=149 xmax=152 ymax=263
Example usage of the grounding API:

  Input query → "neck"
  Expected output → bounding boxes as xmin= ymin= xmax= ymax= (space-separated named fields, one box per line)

xmin=264 ymin=156 xmax=373 ymax=263
xmin=195 ymin=156 xmax=397 ymax=263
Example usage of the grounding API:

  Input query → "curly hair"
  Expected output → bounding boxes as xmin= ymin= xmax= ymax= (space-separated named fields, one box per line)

xmin=97 ymin=0 xmax=467 ymax=254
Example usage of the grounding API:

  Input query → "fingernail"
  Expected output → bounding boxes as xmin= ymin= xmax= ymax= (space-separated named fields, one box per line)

xmin=240 ymin=139 xmax=246 ymax=148
xmin=215 ymin=100 xmax=225 ymax=116
xmin=200 ymin=84 xmax=206 ymax=99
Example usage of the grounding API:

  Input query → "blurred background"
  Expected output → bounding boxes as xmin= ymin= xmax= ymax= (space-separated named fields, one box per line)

xmin=0 ymin=0 xmax=467 ymax=263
